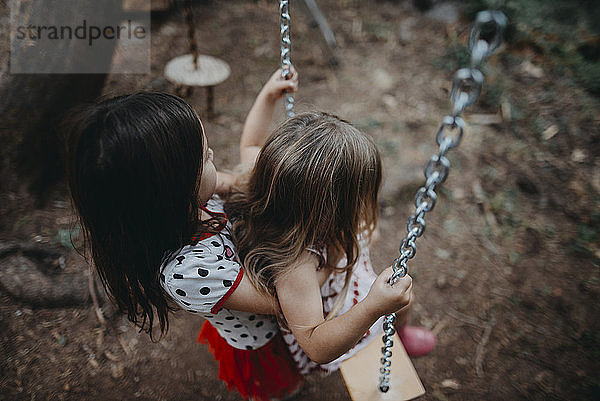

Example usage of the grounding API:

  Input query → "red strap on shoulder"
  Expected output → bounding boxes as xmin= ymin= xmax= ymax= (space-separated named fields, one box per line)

xmin=210 ymin=268 xmax=244 ymax=314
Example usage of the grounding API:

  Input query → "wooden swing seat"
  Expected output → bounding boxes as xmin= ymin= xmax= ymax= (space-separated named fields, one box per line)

xmin=340 ymin=333 xmax=425 ymax=401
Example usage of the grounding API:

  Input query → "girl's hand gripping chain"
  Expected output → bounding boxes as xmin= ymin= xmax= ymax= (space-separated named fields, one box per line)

xmin=362 ymin=266 xmax=413 ymax=320
xmin=240 ymin=66 xmax=298 ymax=166
xmin=262 ymin=66 xmax=298 ymax=103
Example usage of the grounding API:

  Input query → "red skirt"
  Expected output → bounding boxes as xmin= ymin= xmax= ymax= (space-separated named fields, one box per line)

xmin=197 ymin=321 xmax=303 ymax=401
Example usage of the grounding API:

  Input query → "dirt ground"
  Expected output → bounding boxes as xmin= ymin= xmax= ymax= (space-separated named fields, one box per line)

xmin=1 ymin=1 xmax=599 ymax=400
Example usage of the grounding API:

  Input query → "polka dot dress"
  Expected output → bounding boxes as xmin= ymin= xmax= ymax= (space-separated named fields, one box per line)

xmin=161 ymin=196 xmax=278 ymax=350
xmin=281 ymin=236 xmax=384 ymax=375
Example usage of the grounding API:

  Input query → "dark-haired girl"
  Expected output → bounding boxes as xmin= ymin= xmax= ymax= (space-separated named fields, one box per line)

xmin=69 ymin=69 xmax=305 ymax=401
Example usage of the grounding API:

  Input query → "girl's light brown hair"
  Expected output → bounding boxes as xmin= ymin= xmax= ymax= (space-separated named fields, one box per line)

xmin=225 ymin=111 xmax=382 ymax=318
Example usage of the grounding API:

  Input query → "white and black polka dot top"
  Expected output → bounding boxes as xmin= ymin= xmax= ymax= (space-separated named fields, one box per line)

xmin=160 ymin=196 xmax=278 ymax=351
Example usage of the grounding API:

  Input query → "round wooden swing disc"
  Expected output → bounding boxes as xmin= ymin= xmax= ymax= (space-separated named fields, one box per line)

xmin=164 ymin=54 xmax=231 ymax=87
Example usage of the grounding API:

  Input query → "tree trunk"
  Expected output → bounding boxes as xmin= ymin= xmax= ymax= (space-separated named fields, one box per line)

xmin=0 ymin=0 xmax=120 ymax=202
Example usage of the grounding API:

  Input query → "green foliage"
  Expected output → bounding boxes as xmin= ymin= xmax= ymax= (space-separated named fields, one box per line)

xmin=12 ymin=215 xmax=32 ymax=232
xmin=480 ymin=76 xmax=505 ymax=108
xmin=490 ymin=188 xmax=518 ymax=216
xmin=509 ymin=250 xmax=521 ymax=264
xmin=432 ymin=389 xmax=449 ymax=401
xmin=435 ymin=43 xmax=470 ymax=72
xmin=573 ymin=58 xmax=600 ymax=95
xmin=364 ymin=21 xmax=394 ymax=41
xmin=569 ymin=212 xmax=600 ymax=257
xmin=354 ymin=117 xmax=384 ymax=132
xmin=57 ymin=335 xmax=67 ymax=347
xmin=579 ymin=329 xmax=600 ymax=361
xmin=52 ymin=226 xmax=81 ymax=250
xmin=376 ymin=138 xmax=399 ymax=156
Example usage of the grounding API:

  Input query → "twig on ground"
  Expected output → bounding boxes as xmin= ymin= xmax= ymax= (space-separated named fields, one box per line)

xmin=432 ymin=316 xmax=451 ymax=336
xmin=475 ymin=315 xmax=496 ymax=377
xmin=88 ymin=268 xmax=106 ymax=327
xmin=446 ymin=307 xmax=486 ymax=328
xmin=118 ymin=335 xmax=132 ymax=356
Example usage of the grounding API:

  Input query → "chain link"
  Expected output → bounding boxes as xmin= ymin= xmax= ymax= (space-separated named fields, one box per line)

xmin=379 ymin=10 xmax=507 ymax=393
xmin=451 ymin=69 xmax=484 ymax=116
xmin=279 ymin=0 xmax=295 ymax=117
xmin=469 ymin=11 xmax=508 ymax=61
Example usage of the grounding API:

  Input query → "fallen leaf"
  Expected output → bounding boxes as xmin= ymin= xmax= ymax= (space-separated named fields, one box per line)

xmin=441 ymin=379 xmax=460 ymax=390
xmin=571 ymin=149 xmax=586 ymax=163
xmin=105 ymin=351 xmax=120 ymax=362
xmin=542 ymin=125 xmax=559 ymax=140
xmin=111 ymin=363 xmax=125 ymax=379
xmin=521 ymin=60 xmax=544 ymax=78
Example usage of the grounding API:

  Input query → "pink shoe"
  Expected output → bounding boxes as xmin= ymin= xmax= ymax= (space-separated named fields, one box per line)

xmin=398 ymin=325 xmax=436 ymax=357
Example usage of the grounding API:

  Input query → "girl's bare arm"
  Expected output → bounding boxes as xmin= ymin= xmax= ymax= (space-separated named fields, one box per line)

xmin=276 ymin=252 xmax=412 ymax=364
xmin=240 ymin=68 xmax=298 ymax=166
xmin=221 ymin=274 xmax=277 ymax=314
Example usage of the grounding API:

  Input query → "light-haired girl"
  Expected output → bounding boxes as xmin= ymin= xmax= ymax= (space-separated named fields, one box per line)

xmin=224 ymin=111 xmax=434 ymax=377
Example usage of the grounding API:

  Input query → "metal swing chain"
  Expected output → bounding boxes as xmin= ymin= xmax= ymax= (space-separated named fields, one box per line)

xmin=378 ymin=11 xmax=507 ymax=393
xmin=279 ymin=0 xmax=295 ymax=117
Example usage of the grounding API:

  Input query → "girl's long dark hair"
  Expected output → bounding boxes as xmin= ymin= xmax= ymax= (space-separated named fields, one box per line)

xmin=68 ymin=92 xmax=208 ymax=339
